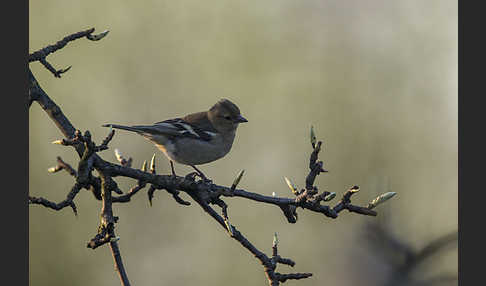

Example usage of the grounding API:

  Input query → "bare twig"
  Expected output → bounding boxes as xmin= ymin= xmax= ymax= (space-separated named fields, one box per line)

xmin=112 ymin=184 xmax=146 ymax=203
xmin=48 ymin=156 xmax=78 ymax=177
xmin=110 ymin=241 xmax=131 ymax=286
xmin=29 ymin=183 xmax=81 ymax=216
xmin=29 ymin=28 xmax=109 ymax=78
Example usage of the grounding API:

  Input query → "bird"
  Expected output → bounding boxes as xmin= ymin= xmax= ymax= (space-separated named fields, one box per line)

xmin=103 ymin=99 xmax=247 ymax=180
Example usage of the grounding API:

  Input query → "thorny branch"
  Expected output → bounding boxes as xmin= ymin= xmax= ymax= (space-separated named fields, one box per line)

xmin=29 ymin=28 xmax=396 ymax=286
xmin=29 ymin=28 xmax=109 ymax=78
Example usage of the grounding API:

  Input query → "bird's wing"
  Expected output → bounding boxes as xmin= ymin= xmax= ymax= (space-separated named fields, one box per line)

xmin=150 ymin=118 xmax=217 ymax=141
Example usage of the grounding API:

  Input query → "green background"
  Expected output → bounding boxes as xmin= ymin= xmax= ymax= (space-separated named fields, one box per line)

xmin=29 ymin=1 xmax=457 ymax=285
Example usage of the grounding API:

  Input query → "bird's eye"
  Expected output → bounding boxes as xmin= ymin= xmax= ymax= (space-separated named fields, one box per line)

xmin=224 ymin=116 xmax=232 ymax=120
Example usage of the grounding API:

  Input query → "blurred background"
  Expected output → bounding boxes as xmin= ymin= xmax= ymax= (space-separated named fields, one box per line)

xmin=29 ymin=0 xmax=457 ymax=285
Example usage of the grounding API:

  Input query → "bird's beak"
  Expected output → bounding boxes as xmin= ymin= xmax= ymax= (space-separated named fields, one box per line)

xmin=235 ymin=115 xmax=248 ymax=123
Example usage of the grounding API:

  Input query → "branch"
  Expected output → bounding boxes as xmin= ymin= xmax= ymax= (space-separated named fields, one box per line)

xmin=99 ymin=160 xmax=377 ymax=221
xmin=112 ymin=184 xmax=146 ymax=203
xmin=47 ymin=156 xmax=78 ymax=177
xmin=29 ymin=28 xmax=109 ymax=78
xmin=29 ymin=28 xmax=397 ymax=286
xmin=30 ymin=63 xmax=106 ymax=200
xmin=187 ymin=192 xmax=311 ymax=285
xmin=29 ymin=28 xmax=133 ymax=286
xmin=29 ymin=69 xmax=79 ymax=142
xmin=29 ymin=182 xmax=81 ymax=215
xmin=110 ymin=241 xmax=131 ymax=286
xmin=87 ymin=170 xmax=130 ymax=286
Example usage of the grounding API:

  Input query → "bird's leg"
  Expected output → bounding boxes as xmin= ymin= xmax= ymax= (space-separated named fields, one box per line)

xmin=170 ymin=161 xmax=176 ymax=178
xmin=190 ymin=165 xmax=211 ymax=182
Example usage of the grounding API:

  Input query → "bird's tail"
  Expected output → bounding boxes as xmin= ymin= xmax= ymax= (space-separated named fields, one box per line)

xmin=102 ymin=124 xmax=142 ymax=133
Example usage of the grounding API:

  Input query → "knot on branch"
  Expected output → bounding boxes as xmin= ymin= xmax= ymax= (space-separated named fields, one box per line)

xmin=87 ymin=173 xmax=120 ymax=250
xmin=52 ymin=128 xmax=116 ymax=187
xmin=294 ymin=187 xmax=318 ymax=204
xmin=87 ymin=222 xmax=115 ymax=249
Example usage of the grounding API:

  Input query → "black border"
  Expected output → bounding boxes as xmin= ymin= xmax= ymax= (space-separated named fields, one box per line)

xmin=1 ymin=0 xmax=29 ymax=284
xmin=459 ymin=1 xmax=481 ymax=285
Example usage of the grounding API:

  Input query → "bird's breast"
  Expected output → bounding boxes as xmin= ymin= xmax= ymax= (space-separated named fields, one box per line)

xmin=155 ymin=135 xmax=234 ymax=166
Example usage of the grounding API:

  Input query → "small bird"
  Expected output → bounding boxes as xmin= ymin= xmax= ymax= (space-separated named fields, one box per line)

xmin=103 ymin=99 xmax=247 ymax=180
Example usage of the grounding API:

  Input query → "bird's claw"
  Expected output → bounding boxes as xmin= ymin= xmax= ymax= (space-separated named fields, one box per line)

xmin=201 ymin=177 xmax=213 ymax=184
xmin=185 ymin=171 xmax=212 ymax=183
xmin=185 ymin=172 xmax=199 ymax=181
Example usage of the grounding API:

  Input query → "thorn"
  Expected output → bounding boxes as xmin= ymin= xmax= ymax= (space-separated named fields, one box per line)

xmin=231 ymin=170 xmax=245 ymax=190
xmin=273 ymin=232 xmax=279 ymax=247
xmin=87 ymin=29 xmax=110 ymax=41
xmin=310 ymin=125 xmax=317 ymax=148
xmin=114 ymin=149 xmax=123 ymax=162
xmin=148 ymin=187 xmax=155 ymax=207
xmin=367 ymin=192 xmax=397 ymax=209
xmin=323 ymin=192 xmax=336 ymax=201
xmin=284 ymin=177 xmax=299 ymax=195
xmin=224 ymin=218 xmax=235 ymax=237
xmin=114 ymin=187 xmax=123 ymax=195
xmin=58 ymin=65 xmax=72 ymax=74
xmin=150 ymin=153 xmax=156 ymax=173
xmin=47 ymin=166 xmax=61 ymax=173
xmin=349 ymin=186 xmax=360 ymax=193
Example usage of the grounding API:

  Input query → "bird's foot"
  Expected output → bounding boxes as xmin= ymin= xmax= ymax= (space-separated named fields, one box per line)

xmin=200 ymin=176 xmax=213 ymax=184
xmin=170 ymin=161 xmax=177 ymax=179
xmin=185 ymin=172 xmax=199 ymax=181
xmin=190 ymin=165 xmax=212 ymax=183
xmin=185 ymin=171 xmax=212 ymax=183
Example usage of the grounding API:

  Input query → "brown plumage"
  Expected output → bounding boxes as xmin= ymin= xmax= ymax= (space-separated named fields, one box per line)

xmin=103 ymin=99 xmax=247 ymax=180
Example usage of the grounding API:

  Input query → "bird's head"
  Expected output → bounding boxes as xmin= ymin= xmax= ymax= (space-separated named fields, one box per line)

xmin=208 ymin=99 xmax=248 ymax=133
